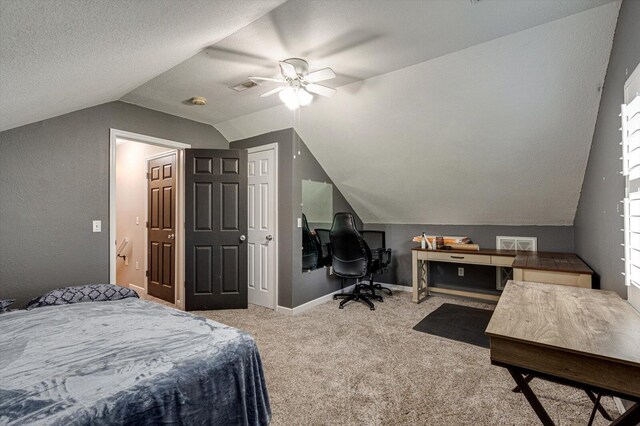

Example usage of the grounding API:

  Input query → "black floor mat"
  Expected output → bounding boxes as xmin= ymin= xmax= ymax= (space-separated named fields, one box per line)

xmin=413 ymin=303 xmax=494 ymax=348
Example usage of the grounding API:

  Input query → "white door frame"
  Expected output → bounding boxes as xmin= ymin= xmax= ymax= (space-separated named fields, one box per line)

xmin=247 ymin=143 xmax=279 ymax=309
xmin=109 ymin=129 xmax=191 ymax=309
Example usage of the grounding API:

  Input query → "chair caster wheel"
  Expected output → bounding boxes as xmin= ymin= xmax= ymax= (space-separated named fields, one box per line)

xmin=339 ymin=305 xmax=344 ymax=309
xmin=333 ymin=295 xmax=338 ymax=300
xmin=370 ymin=307 xmax=375 ymax=311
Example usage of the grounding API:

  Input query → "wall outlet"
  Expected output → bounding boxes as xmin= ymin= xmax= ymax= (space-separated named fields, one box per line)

xmin=135 ymin=261 xmax=139 ymax=270
xmin=458 ymin=267 xmax=464 ymax=277
xmin=92 ymin=220 xmax=101 ymax=232
xmin=297 ymin=218 xmax=302 ymax=228
xmin=124 ymin=258 xmax=129 ymax=266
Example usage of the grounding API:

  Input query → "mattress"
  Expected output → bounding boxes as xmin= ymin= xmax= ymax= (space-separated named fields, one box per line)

xmin=0 ymin=299 xmax=271 ymax=425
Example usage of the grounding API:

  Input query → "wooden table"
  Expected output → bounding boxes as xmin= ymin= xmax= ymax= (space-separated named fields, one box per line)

xmin=486 ymin=281 xmax=640 ymax=425
xmin=411 ymin=248 xmax=593 ymax=303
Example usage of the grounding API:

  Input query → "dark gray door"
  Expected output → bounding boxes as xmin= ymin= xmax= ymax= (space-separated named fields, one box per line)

xmin=184 ymin=149 xmax=248 ymax=310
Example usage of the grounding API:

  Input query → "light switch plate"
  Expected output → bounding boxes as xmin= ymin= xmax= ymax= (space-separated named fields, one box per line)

xmin=92 ymin=220 xmax=101 ymax=233
xmin=297 ymin=218 xmax=302 ymax=228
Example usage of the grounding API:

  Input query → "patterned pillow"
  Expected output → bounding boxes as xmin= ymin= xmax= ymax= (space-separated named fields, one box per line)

xmin=0 ymin=299 xmax=16 ymax=313
xmin=24 ymin=284 xmax=139 ymax=310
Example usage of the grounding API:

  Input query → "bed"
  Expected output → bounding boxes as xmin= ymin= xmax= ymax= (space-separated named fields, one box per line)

xmin=0 ymin=298 xmax=271 ymax=425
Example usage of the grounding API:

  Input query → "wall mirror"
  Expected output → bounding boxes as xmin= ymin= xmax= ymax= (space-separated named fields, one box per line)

xmin=302 ymin=180 xmax=333 ymax=271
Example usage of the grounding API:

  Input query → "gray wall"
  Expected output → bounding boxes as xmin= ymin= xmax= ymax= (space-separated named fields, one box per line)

xmin=292 ymin=131 xmax=362 ymax=307
xmin=0 ymin=101 xmax=228 ymax=307
xmin=231 ymin=129 xmax=362 ymax=308
xmin=574 ymin=0 xmax=640 ymax=298
xmin=364 ymin=224 xmax=575 ymax=287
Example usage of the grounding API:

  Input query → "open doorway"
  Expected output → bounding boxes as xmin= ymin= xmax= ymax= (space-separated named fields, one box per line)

xmin=109 ymin=129 xmax=190 ymax=309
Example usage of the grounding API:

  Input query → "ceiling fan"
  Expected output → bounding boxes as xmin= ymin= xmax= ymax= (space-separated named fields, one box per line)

xmin=249 ymin=58 xmax=336 ymax=110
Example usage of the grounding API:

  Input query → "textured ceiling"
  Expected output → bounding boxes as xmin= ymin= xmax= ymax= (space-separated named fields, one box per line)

xmin=0 ymin=0 xmax=284 ymax=131
xmin=122 ymin=0 xmax=614 ymax=125
xmin=215 ymin=2 xmax=620 ymax=225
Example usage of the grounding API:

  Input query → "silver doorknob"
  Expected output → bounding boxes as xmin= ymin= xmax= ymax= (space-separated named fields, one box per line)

xmin=239 ymin=235 xmax=246 ymax=242
xmin=266 ymin=235 xmax=273 ymax=241
xmin=168 ymin=234 xmax=175 ymax=240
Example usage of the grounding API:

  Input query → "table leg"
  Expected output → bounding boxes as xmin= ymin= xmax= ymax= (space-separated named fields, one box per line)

xmin=508 ymin=368 xmax=555 ymax=426
xmin=512 ymin=373 xmax=534 ymax=392
xmin=586 ymin=393 xmax=601 ymax=426
xmin=584 ymin=390 xmax=613 ymax=421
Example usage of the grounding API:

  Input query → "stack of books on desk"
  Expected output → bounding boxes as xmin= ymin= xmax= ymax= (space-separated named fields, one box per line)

xmin=412 ymin=235 xmax=471 ymax=245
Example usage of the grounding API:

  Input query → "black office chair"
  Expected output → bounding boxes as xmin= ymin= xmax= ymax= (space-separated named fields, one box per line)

xmin=302 ymin=213 xmax=321 ymax=271
xmin=330 ymin=212 xmax=387 ymax=310
xmin=360 ymin=231 xmax=393 ymax=297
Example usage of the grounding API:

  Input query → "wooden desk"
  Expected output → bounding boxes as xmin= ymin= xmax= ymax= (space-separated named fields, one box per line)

xmin=486 ymin=281 xmax=640 ymax=425
xmin=411 ymin=248 xmax=593 ymax=303
xmin=513 ymin=252 xmax=593 ymax=289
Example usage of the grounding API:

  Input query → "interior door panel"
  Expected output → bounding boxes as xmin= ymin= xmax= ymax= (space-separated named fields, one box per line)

xmin=147 ymin=153 xmax=176 ymax=303
xmin=184 ymin=149 xmax=248 ymax=310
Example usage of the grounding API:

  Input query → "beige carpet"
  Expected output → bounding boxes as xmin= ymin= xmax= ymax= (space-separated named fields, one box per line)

xmin=151 ymin=291 xmax=618 ymax=425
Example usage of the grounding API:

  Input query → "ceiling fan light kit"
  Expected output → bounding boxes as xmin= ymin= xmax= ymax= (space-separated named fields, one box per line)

xmin=249 ymin=58 xmax=337 ymax=110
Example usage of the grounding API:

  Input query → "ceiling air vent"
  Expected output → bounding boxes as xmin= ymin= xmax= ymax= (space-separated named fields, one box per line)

xmin=231 ymin=80 xmax=259 ymax=92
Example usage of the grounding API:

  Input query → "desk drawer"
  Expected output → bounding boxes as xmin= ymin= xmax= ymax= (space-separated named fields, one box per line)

xmin=428 ymin=252 xmax=491 ymax=265
xmin=492 ymin=256 xmax=515 ymax=267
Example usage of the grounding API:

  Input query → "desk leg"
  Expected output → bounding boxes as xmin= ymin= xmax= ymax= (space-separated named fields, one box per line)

xmin=508 ymin=369 xmax=555 ymax=426
xmin=412 ymin=251 xmax=419 ymax=302
xmin=412 ymin=253 xmax=428 ymax=303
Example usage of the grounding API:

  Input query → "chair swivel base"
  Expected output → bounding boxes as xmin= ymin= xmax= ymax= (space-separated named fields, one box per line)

xmin=333 ymin=285 xmax=380 ymax=310
xmin=367 ymin=282 xmax=393 ymax=296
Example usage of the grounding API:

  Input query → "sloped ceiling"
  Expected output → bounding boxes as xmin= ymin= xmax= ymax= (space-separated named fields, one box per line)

xmin=123 ymin=0 xmax=614 ymax=125
xmin=215 ymin=2 xmax=620 ymax=225
xmin=0 ymin=0 xmax=285 ymax=131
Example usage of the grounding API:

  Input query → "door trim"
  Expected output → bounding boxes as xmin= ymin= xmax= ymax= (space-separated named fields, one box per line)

xmin=109 ymin=129 xmax=191 ymax=309
xmin=247 ymin=143 xmax=279 ymax=309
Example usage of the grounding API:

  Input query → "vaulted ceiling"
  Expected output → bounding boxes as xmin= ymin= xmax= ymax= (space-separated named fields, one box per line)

xmin=0 ymin=0 xmax=285 ymax=131
xmin=1 ymin=0 xmax=621 ymax=225
xmin=122 ymin=0 xmax=616 ymax=125
xmin=213 ymin=1 xmax=620 ymax=225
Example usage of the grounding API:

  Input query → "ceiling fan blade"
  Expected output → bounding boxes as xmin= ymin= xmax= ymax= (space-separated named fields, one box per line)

xmin=249 ymin=76 xmax=286 ymax=83
xmin=304 ymin=68 xmax=336 ymax=83
xmin=279 ymin=61 xmax=298 ymax=79
xmin=260 ymin=86 xmax=286 ymax=97
xmin=305 ymin=83 xmax=336 ymax=98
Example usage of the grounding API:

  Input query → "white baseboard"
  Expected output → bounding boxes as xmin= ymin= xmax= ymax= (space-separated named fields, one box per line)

xmin=128 ymin=283 xmax=146 ymax=295
xmin=276 ymin=284 xmax=356 ymax=316
xmin=613 ymin=397 xmax=626 ymax=415
xmin=275 ymin=282 xmax=410 ymax=316
xmin=275 ymin=305 xmax=294 ymax=315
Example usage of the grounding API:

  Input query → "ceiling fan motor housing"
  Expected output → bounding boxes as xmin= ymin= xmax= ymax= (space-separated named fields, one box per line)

xmin=283 ymin=58 xmax=309 ymax=77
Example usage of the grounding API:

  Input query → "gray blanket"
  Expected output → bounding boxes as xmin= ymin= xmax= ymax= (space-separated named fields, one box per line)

xmin=0 ymin=299 xmax=271 ymax=425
